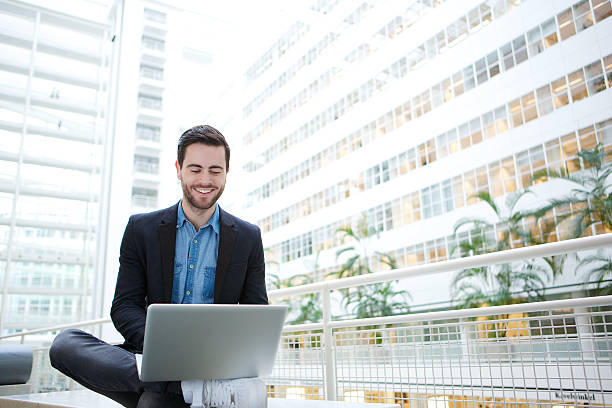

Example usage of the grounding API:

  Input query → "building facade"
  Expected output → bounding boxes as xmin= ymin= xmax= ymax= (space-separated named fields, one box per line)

xmin=225 ymin=0 xmax=612 ymax=311
xmin=0 ymin=0 xmax=113 ymax=335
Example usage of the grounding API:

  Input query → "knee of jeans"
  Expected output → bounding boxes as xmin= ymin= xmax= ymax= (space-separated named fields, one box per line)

xmin=49 ymin=329 xmax=81 ymax=367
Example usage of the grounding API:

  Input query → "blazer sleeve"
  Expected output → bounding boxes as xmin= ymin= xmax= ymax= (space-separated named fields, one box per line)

xmin=110 ymin=216 xmax=148 ymax=351
xmin=239 ymin=226 xmax=269 ymax=305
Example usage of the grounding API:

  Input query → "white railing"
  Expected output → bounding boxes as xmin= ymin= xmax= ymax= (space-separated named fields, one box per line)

xmin=2 ymin=234 xmax=612 ymax=404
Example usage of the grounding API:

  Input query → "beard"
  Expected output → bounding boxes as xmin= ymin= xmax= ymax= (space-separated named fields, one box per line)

xmin=181 ymin=180 xmax=225 ymax=212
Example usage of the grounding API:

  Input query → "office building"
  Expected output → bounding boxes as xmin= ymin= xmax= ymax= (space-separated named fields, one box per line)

xmin=0 ymin=0 xmax=113 ymax=335
xmin=224 ymin=0 xmax=612 ymax=309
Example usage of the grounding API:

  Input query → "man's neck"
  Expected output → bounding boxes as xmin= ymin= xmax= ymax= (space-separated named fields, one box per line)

xmin=181 ymin=200 xmax=216 ymax=231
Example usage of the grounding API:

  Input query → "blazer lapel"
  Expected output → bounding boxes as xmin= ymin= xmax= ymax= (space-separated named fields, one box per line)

xmin=214 ymin=208 xmax=236 ymax=303
xmin=159 ymin=203 xmax=179 ymax=303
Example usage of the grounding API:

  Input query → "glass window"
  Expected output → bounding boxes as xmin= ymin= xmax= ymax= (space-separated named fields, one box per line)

xmin=578 ymin=125 xmax=598 ymax=152
xmin=495 ymin=106 xmax=509 ymax=134
xmin=568 ymin=68 xmax=588 ymax=102
xmin=421 ymin=90 xmax=432 ymax=114
xmin=463 ymin=65 xmax=476 ymax=91
xmin=468 ymin=7 xmax=481 ymax=31
xmin=447 ymin=129 xmax=459 ymax=154
xmin=489 ymin=161 xmax=504 ymax=198
xmin=475 ymin=58 xmax=488 ymax=84
xmin=557 ymin=8 xmax=576 ymax=40
xmin=459 ymin=123 xmax=471 ymax=149
xmin=541 ymin=17 xmax=559 ymax=48
xmin=592 ymin=0 xmax=612 ymax=22
xmin=536 ymin=84 xmax=554 ymax=116
xmin=551 ymin=76 xmax=569 ymax=108
xmin=437 ymin=133 xmax=448 ymax=159
xmin=509 ymin=98 xmax=523 ymax=127
xmin=502 ymin=157 xmax=517 ymax=194
xmin=585 ymin=60 xmax=606 ymax=95
xmin=500 ymin=42 xmax=514 ymax=71
xmin=527 ymin=26 xmax=543 ymax=57
xmin=573 ymin=0 xmax=594 ymax=32
xmin=482 ymin=111 xmax=496 ymax=139
xmin=522 ymin=92 xmax=538 ymax=123
xmin=470 ymin=117 xmax=482 ymax=145
xmin=431 ymin=83 xmax=443 ymax=107
xmin=487 ymin=50 xmax=500 ymax=78
xmin=452 ymin=70 xmax=464 ymax=96
xmin=604 ymin=55 xmax=612 ymax=87
xmin=442 ymin=78 xmax=452 ymax=101
xmin=512 ymin=35 xmax=528 ymax=65
xmin=453 ymin=176 xmax=464 ymax=208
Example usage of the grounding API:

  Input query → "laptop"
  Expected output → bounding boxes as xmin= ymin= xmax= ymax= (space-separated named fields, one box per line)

xmin=136 ymin=304 xmax=288 ymax=382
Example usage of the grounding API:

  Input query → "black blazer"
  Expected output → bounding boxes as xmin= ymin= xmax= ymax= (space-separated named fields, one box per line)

xmin=110 ymin=202 xmax=268 ymax=351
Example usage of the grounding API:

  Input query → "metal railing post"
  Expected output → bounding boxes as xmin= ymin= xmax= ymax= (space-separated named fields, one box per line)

xmin=322 ymin=287 xmax=336 ymax=400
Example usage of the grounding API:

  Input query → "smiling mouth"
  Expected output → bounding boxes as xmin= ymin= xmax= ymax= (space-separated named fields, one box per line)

xmin=195 ymin=187 xmax=214 ymax=195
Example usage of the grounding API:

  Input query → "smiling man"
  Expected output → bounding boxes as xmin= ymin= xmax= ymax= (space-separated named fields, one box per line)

xmin=49 ymin=125 xmax=269 ymax=408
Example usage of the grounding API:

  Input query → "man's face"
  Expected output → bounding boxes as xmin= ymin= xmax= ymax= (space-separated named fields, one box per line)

xmin=176 ymin=143 xmax=227 ymax=212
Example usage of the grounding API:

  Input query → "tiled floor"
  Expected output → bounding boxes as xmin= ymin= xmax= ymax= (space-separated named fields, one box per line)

xmin=0 ymin=390 xmax=400 ymax=407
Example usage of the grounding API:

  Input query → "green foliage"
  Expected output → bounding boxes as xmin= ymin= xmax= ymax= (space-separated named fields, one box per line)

xmin=335 ymin=216 xmax=410 ymax=318
xmin=286 ymin=252 xmax=323 ymax=325
xmin=532 ymin=142 xmax=612 ymax=295
xmin=577 ymin=250 xmax=612 ymax=296
xmin=531 ymin=143 xmax=612 ymax=238
xmin=451 ymin=190 xmax=551 ymax=309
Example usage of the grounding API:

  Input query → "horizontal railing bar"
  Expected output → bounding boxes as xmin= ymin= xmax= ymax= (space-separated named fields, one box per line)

xmin=3 ymin=235 xmax=611 ymax=342
xmin=268 ymin=234 xmax=612 ymax=298
xmin=326 ymin=295 xmax=612 ymax=329
xmin=0 ymin=318 xmax=111 ymax=341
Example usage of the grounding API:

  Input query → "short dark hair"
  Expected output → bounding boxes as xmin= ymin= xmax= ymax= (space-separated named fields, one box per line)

xmin=177 ymin=125 xmax=230 ymax=170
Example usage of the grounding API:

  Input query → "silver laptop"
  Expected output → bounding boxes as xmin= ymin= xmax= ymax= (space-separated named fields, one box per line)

xmin=137 ymin=304 xmax=287 ymax=382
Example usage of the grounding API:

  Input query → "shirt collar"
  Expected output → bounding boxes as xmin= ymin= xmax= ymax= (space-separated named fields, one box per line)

xmin=177 ymin=200 xmax=220 ymax=234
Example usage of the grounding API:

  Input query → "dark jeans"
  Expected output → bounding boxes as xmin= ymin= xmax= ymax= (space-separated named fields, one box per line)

xmin=49 ymin=329 xmax=188 ymax=408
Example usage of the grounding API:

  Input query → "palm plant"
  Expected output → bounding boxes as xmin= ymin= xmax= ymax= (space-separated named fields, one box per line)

xmin=451 ymin=190 xmax=552 ymax=310
xmin=531 ymin=143 xmax=612 ymax=238
xmin=577 ymin=250 xmax=612 ymax=296
xmin=286 ymin=252 xmax=323 ymax=325
xmin=335 ymin=216 xmax=410 ymax=318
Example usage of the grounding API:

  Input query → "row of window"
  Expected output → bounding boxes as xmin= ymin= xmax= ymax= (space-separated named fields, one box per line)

xmin=144 ymin=8 xmax=166 ymax=24
xmin=247 ymin=52 xmax=612 ymax=208
xmin=138 ymin=94 xmax=162 ymax=110
xmin=264 ymin=117 xmax=612 ymax=264
xmin=8 ymin=267 xmax=82 ymax=289
xmin=140 ymin=64 xmax=163 ymax=81
xmin=136 ymin=124 xmax=161 ymax=142
xmin=242 ymin=32 xmax=340 ymax=122
xmin=244 ymin=21 xmax=309 ymax=83
xmin=259 ymin=180 xmax=350 ymax=232
xmin=132 ymin=187 xmax=158 ymax=209
xmin=243 ymin=0 xmax=447 ymax=122
xmin=133 ymin=154 xmax=159 ymax=174
xmin=9 ymin=296 xmax=81 ymax=318
xmin=241 ymin=0 xmax=528 ymax=147
xmin=142 ymin=35 xmax=165 ymax=52
xmin=242 ymin=2 xmax=450 ymax=170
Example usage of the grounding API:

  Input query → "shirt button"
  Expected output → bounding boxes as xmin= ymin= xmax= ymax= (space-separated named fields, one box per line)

xmin=189 ymin=264 xmax=194 ymax=269
xmin=193 ymin=239 xmax=197 ymax=243
xmin=186 ymin=290 xmax=190 ymax=295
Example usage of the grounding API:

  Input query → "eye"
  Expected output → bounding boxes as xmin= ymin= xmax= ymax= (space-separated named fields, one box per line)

xmin=191 ymin=169 xmax=201 ymax=173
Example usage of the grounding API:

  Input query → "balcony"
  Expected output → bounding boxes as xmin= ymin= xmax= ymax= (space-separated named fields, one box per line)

xmin=0 ymin=235 xmax=611 ymax=407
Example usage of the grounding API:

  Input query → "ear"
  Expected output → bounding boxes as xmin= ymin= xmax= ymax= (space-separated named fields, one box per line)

xmin=175 ymin=160 xmax=180 ymax=179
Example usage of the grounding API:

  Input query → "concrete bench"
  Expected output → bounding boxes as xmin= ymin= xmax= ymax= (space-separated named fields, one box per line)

xmin=0 ymin=345 xmax=32 ymax=396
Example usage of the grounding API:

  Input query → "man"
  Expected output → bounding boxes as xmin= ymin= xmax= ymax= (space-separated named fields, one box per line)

xmin=50 ymin=125 xmax=268 ymax=408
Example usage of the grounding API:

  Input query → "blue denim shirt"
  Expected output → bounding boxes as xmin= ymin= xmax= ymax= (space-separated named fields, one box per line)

xmin=171 ymin=201 xmax=220 ymax=304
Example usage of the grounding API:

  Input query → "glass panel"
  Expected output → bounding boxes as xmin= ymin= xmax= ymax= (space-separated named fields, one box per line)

xmin=557 ymin=8 xmax=576 ymax=40
xmin=568 ymin=68 xmax=588 ymax=102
